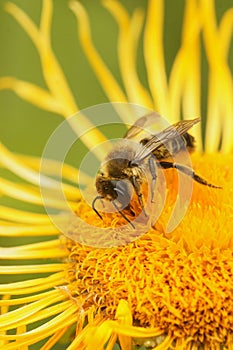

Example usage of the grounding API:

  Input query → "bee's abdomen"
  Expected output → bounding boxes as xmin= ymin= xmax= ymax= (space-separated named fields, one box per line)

xmin=151 ymin=132 xmax=196 ymax=160
xmin=183 ymin=132 xmax=195 ymax=151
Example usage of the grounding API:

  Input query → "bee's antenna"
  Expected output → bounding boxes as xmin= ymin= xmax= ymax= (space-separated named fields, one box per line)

xmin=92 ymin=196 xmax=104 ymax=220
xmin=112 ymin=200 xmax=135 ymax=229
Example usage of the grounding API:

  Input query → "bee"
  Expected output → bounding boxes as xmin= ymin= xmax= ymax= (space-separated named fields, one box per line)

xmin=92 ymin=113 xmax=220 ymax=227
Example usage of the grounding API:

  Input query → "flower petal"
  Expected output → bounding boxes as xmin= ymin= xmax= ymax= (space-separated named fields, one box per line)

xmin=5 ymin=2 xmax=108 ymax=157
xmin=0 ymin=223 xmax=58 ymax=237
xmin=0 ymin=77 xmax=63 ymax=114
xmin=5 ymin=1 xmax=78 ymax=116
xmin=0 ymin=206 xmax=58 ymax=224
xmin=115 ymin=300 xmax=132 ymax=350
xmin=103 ymin=0 xmax=153 ymax=109
xmin=0 ymin=264 xmax=67 ymax=273
xmin=143 ymin=0 xmax=168 ymax=116
xmin=0 ymin=272 xmax=67 ymax=295
xmin=201 ymin=0 xmax=233 ymax=153
xmin=0 ymin=143 xmax=81 ymax=201
xmin=0 ymin=243 xmax=67 ymax=260
xmin=18 ymin=154 xmax=92 ymax=185
xmin=0 ymin=307 xmax=78 ymax=349
xmin=69 ymin=1 xmax=127 ymax=104
xmin=0 ymin=177 xmax=77 ymax=210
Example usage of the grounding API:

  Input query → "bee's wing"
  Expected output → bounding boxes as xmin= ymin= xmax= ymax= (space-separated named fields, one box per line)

xmin=124 ymin=112 xmax=168 ymax=140
xmin=133 ymin=118 xmax=200 ymax=164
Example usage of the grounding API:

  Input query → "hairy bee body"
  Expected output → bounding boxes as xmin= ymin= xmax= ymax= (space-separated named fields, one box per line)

xmin=95 ymin=140 xmax=146 ymax=202
xmin=92 ymin=114 xmax=220 ymax=225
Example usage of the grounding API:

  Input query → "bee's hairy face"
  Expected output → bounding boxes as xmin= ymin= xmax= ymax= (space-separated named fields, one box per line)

xmin=96 ymin=175 xmax=122 ymax=200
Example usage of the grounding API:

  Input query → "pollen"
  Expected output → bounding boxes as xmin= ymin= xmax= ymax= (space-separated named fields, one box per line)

xmin=64 ymin=153 xmax=233 ymax=348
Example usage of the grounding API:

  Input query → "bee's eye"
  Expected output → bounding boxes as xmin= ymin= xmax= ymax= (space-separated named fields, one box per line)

xmin=112 ymin=180 xmax=132 ymax=208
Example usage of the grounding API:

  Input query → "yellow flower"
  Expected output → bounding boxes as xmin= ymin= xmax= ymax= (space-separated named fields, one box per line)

xmin=0 ymin=1 xmax=233 ymax=350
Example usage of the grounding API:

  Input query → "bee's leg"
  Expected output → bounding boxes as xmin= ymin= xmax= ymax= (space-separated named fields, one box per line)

xmin=148 ymin=157 xmax=157 ymax=202
xmin=131 ymin=176 xmax=148 ymax=217
xmin=92 ymin=196 xmax=104 ymax=220
xmin=124 ymin=204 xmax=136 ymax=217
xmin=159 ymin=161 xmax=221 ymax=188
xmin=112 ymin=200 xmax=135 ymax=228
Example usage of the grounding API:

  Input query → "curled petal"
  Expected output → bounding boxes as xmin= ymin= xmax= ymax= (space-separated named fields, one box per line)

xmin=69 ymin=1 xmax=127 ymax=104
xmin=143 ymin=0 xmax=168 ymax=116
xmin=201 ymin=0 xmax=233 ymax=153
xmin=0 ymin=77 xmax=63 ymax=114
xmin=103 ymin=0 xmax=153 ymax=109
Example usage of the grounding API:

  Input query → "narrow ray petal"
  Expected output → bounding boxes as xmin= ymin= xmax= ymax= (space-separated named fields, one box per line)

xmin=5 ymin=2 xmax=107 ymax=157
xmin=0 ymin=272 xmax=67 ymax=295
xmin=0 ymin=143 xmax=81 ymax=200
xmin=18 ymin=154 xmax=92 ymax=185
xmin=201 ymin=0 xmax=233 ymax=152
xmin=5 ymin=2 xmax=77 ymax=116
xmin=168 ymin=0 xmax=202 ymax=151
xmin=180 ymin=0 xmax=202 ymax=149
xmin=0 ymin=223 xmax=58 ymax=237
xmin=0 ymin=292 xmax=66 ymax=329
xmin=0 ymin=263 xmax=66 ymax=273
xmin=0 ymin=177 xmax=77 ymax=210
xmin=69 ymin=1 xmax=127 ymax=104
xmin=0 ymin=240 xmax=68 ymax=260
xmin=103 ymin=0 xmax=153 ymax=109
xmin=0 ymin=206 xmax=60 ymax=224
xmin=115 ymin=300 xmax=132 ymax=350
xmin=219 ymin=8 xmax=233 ymax=55
xmin=40 ymin=0 xmax=52 ymax=40
xmin=143 ymin=0 xmax=168 ymax=115
xmin=40 ymin=326 xmax=69 ymax=350
xmin=0 ymin=290 xmax=62 ymax=306
xmin=1 ymin=301 xmax=74 ymax=331
xmin=0 ymin=310 xmax=78 ymax=349
xmin=0 ymin=77 xmax=63 ymax=114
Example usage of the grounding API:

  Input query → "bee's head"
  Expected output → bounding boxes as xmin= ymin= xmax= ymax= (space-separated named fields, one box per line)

xmin=95 ymin=175 xmax=118 ymax=200
xmin=95 ymin=170 xmax=132 ymax=205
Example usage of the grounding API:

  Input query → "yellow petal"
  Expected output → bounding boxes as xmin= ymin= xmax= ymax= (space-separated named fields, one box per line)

xmin=40 ymin=0 xmax=52 ymax=40
xmin=143 ymin=0 xmax=168 ymax=115
xmin=168 ymin=0 xmax=202 ymax=150
xmin=40 ymin=326 xmax=69 ymax=350
xmin=85 ymin=321 xmax=113 ymax=350
xmin=0 ymin=177 xmax=77 ymax=210
xmin=5 ymin=1 xmax=78 ymax=116
xmin=0 ymin=77 xmax=63 ymax=114
xmin=0 ymin=291 xmax=66 ymax=330
xmin=115 ymin=300 xmax=132 ymax=350
xmin=18 ymin=153 xmax=92 ymax=185
xmin=5 ymin=2 xmax=107 ymax=158
xmin=0 ymin=223 xmax=59 ymax=237
xmin=0 ymin=262 xmax=65 ymax=274
xmin=0 ymin=206 xmax=58 ymax=224
xmin=0 ymin=246 xmax=67 ymax=260
xmin=0 ymin=143 xmax=81 ymax=201
xmin=0 ymin=307 xmax=78 ymax=349
xmin=0 ymin=290 xmax=60 ymax=307
xmin=219 ymin=8 xmax=233 ymax=56
xmin=180 ymin=0 xmax=202 ymax=150
xmin=103 ymin=0 xmax=153 ymax=109
xmin=201 ymin=0 xmax=233 ymax=153
xmin=69 ymin=1 xmax=127 ymax=104
xmin=0 ymin=272 xmax=66 ymax=295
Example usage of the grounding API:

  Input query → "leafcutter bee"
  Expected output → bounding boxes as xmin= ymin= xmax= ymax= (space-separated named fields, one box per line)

xmin=92 ymin=113 xmax=220 ymax=227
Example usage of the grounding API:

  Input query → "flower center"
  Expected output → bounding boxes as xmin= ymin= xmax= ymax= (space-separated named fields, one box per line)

xmin=64 ymin=153 xmax=233 ymax=345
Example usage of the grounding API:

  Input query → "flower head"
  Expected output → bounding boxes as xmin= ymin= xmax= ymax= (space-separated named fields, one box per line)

xmin=0 ymin=1 xmax=233 ymax=349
